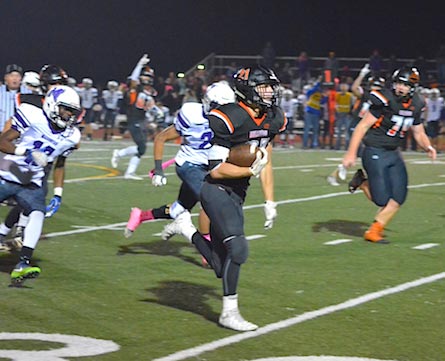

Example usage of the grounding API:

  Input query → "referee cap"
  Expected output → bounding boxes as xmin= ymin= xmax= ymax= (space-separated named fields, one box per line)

xmin=5 ymin=64 xmax=23 ymax=75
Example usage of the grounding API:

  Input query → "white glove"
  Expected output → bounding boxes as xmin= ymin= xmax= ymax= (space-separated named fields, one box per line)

xmin=138 ymin=54 xmax=151 ymax=67
xmin=25 ymin=149 xmax=48 ymax=167
xmin=152 ymin=174 xmax=167 ymax=187
xmin=249 ymin=147 xmax=268 ymax=177
xmin=359 ymin=63 xmax=370 ymax=77
xmin=264 ymin=200 xmax=277 ymax=230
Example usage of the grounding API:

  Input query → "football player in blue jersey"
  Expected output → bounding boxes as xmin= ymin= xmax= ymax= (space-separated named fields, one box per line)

xmin=343 ymin=66 xmax=436 ymax=244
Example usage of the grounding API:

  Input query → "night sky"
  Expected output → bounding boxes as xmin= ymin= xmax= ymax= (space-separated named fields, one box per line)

xmin=1 ymin=1 xmax=443 ymax=85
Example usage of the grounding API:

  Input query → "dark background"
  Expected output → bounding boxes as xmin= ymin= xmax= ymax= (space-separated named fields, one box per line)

xmin=1 ymin=0 xmax=443 ymax=85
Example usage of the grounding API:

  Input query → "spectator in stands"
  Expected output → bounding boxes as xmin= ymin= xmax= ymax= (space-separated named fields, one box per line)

xmin=261 ymin=41 xmax=276 ymax=68
xmin=334 ymin=83 xmax=354 ymax=150
xmin=302 ymin=77 xmax=327 ymax=149
xmin=225 ymin=62 xmax=238 ymax=80
xmin=369 ymin=49 xmax=383 ymax=77
xmin=296 ymin=51 xmax=310 ymax=90
xmin=278 ymin=62 xmax=293 ymax=88
xmin=324 ymin=51 xmax=339 ymax=80
xmin=435 ymin=44 xmax=445 ymax=85
xmin=386 ymin=54 xmax=398 ymax=79
xmin=0 ymin=64 xmax=30 ymax=132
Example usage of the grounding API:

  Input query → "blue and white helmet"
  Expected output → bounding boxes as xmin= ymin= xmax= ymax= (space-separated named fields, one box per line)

xmin=43 ymin=85 xmax=81 ymax=129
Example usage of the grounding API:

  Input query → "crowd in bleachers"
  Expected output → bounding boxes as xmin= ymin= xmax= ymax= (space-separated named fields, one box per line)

xmin=2 ymin=48 xmax=445 ymax=149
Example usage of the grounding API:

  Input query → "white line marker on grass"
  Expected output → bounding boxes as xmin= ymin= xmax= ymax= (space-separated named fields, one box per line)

xmin=324 ymin=239 xmax=354 ymax=245
xmin=412 ymin=243 xmax=439 ymax=250
xmin=153 ymin=272 xmax=445 ymax=361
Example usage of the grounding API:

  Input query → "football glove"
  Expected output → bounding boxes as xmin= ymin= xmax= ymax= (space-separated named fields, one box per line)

xmin=249 ymin=147 xmax=268 ymax=177
xmin=359 ymin=63 xmax=370 ymax=77
xmin=137 ymin=53 xmax=151 ymax=67
xmin=152 ymin=170 xmax=167 ymax=187
xmin=25 ymin=149 xmax=48 ymax=167
xmin=264 ymin=200 xmax=277 ymax=230
xmin=45 ymin=195 xmax=62 ymax=218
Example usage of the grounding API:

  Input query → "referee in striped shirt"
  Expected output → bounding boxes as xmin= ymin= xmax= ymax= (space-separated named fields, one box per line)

xmin=0 ymin=64 xmax=30 ymax=132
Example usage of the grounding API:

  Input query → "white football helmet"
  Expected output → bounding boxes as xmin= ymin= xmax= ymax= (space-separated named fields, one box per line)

xmin=203 ymin=81 xmax=236 ymax=113
xmin=22 ymin=71 xmax=41 ymax=87
xmin=67 ymin=77 xmax=77 ymax=88
xmin=282 ymin=89 xmax=294 ymax=99
xmin=43 ymin=85 xmax=81 ymax=129
xmin=430 ymin=88 xmax=440 ymax=99
xmin=82 ymin=78 xmax=93 ymax=88
xmin=107 ymin=80 xmax=119 ymax=90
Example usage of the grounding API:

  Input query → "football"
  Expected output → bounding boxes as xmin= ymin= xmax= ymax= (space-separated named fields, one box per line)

xmin=226 ymin=143 xmax=259 ymax=167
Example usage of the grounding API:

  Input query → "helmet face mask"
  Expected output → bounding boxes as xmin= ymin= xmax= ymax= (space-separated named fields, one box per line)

xmin=233 ymin=65 xmax=281 ymax=111
xmin=202 ymin=81 xmax=236 ymax=113
xmin=43 ymin=86 xmax=81 ymax=129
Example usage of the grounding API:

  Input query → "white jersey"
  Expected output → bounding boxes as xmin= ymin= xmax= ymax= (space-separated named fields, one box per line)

xmin=425 ymin=97 xmax=444 ymax=122
xmin=280 ymin=97 xmax=299 ymax=119
xmin=174 ymin=102 xmax=212 ymax=166
xmin=0 ymin=103 xmax=81 ymax=187
xmin=77 ymin=87 xmax=98 ymax=109
xmin=102 ymin=89 xmax=123 ymax=110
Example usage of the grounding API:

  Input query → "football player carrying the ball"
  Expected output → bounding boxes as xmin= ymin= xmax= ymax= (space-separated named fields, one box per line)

xmin=162 ymin=65 xmax=287 ymax=331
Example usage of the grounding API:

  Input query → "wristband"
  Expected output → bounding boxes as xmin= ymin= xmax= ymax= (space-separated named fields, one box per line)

xmin=427 ymin=145 xmax=434 ymax=152
xmin=54 ymin=187 xmax=63 ymax=197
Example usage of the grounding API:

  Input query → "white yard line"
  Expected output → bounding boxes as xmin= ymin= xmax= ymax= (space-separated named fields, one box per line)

xmin=324 ymin=239 xmax=354 ymax=245
xmin=412 ymin=243 xmax=440 ymax=250
xmin=152 ymin=272 xmax=445 ymax=361
xmin=42 ymin=181 xmax=445 ymax=238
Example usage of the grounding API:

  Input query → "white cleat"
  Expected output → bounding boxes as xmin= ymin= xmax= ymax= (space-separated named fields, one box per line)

xmin=124 ymin=173 xmax=143 ymax=180
xmin=161 ymin=211 xmax=196 ymax=241
xmin=337 ymin=164 xmax=347 ymax=181
xmin=327 ymin=175 xmax=340 ymax=186
xmin=111 ymin=149 xmax=120 ymax=168
xmin=219 ymin=310 xmax=258 ymax=332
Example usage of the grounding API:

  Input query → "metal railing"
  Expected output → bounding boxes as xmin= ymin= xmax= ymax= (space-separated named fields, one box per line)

xmin=184 ymin=53 xmax=439 ymax=83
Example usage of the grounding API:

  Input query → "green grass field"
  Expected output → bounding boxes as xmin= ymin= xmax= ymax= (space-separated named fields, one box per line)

xmin=1 ymin=140 xmax=444 ymax=361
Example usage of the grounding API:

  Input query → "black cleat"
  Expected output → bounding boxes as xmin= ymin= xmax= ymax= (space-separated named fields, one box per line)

xmin=348 ymin=169 xmax=367 ymax=193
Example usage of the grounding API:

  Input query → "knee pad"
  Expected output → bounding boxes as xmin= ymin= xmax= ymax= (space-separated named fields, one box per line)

xmin=224 ymin=235 xmax=248 ymax=265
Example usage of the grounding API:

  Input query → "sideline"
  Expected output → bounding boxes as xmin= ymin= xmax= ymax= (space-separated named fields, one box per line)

xmin=153 ymin=272 xmax=445 ymax=361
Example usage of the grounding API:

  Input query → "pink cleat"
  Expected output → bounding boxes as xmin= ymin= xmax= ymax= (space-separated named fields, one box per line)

xmin=124 ymin=208 xmax=142 ymax=238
